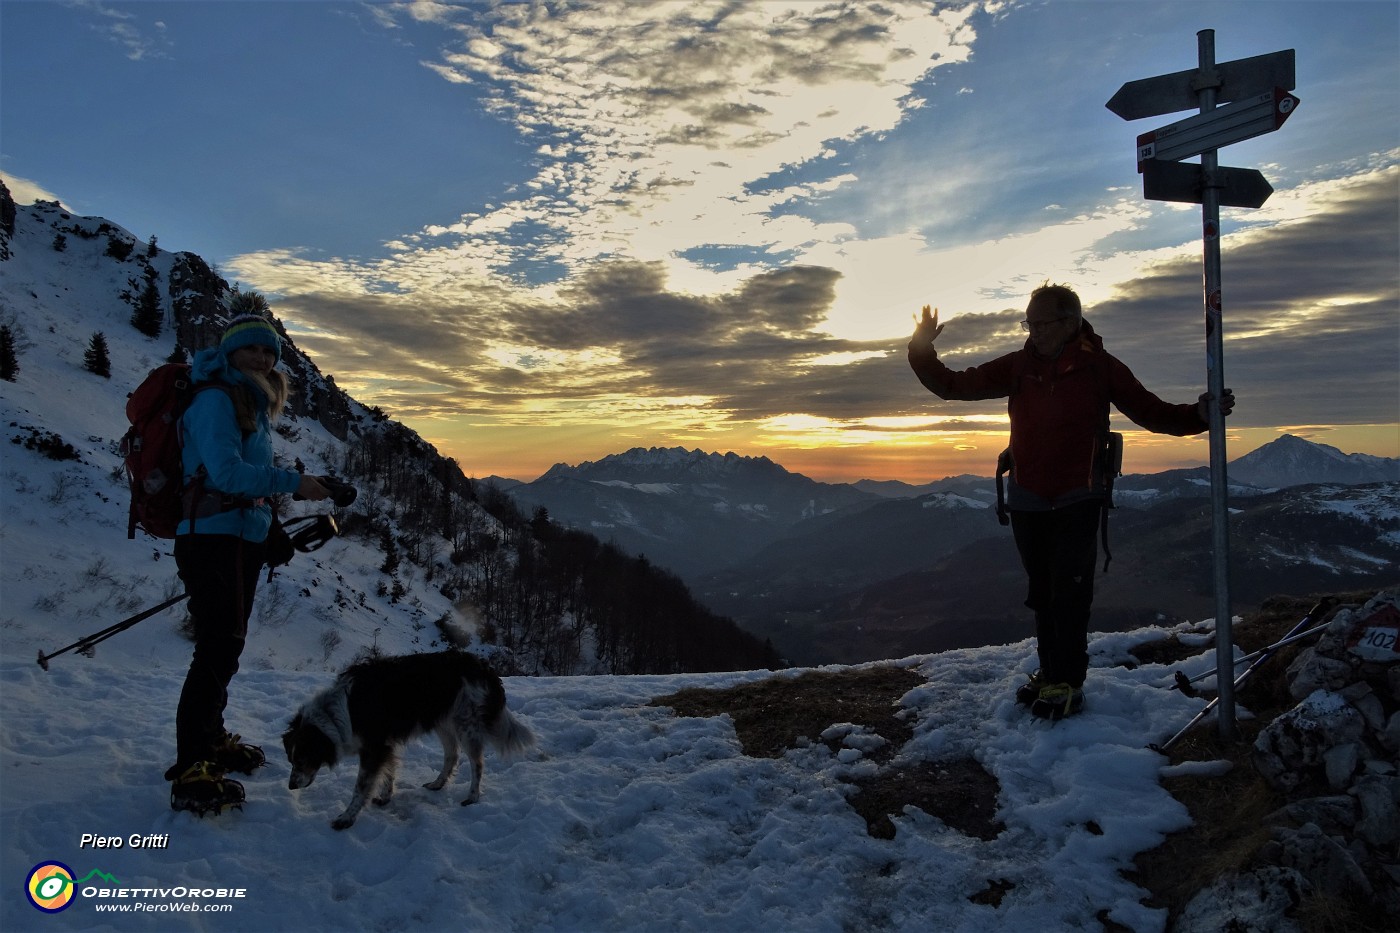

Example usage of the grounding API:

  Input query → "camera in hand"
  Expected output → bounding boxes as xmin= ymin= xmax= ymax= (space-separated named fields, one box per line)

xmin=321 ymin=477 xmax=358 ymax=508
xmin=294 ymin=475 xmax=357 ymax=507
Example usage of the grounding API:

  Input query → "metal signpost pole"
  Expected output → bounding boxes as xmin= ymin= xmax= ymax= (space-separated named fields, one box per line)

xmin=1196 ymin=29 xmax=1237 ymax=743
xmin=1109 ymin=35 xmax=1296 ymax=745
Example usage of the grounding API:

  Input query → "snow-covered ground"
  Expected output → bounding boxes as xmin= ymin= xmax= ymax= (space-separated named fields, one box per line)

xmin=4 ymin=620 xmax=1234 ymax=933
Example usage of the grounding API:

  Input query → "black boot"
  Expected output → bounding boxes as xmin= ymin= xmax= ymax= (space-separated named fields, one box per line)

xmin=169 ymin=761 xmax=245 ymax=816
xmin=213 ymin=732 xmax=266 ymax=775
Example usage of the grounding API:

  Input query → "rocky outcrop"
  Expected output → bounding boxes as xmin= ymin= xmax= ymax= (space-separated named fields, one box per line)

xmin=0 ymin=178 xmax=15 ymax=260
xmin=1250 ymin=591 xmax=1399 ymax=913
xmin=1175 ymin=589 xmax=1398 ymax=931
xmin=167 ymin=251 xmax=229 ymax=352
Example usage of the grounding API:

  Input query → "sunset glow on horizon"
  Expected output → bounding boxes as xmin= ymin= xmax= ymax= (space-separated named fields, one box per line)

xmin=4 ymin=1 xmax=1394 ymax=484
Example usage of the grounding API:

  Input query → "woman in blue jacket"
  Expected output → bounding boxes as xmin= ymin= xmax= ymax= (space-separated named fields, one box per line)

xmin=166 ymin=314 xmax=329 ymax=815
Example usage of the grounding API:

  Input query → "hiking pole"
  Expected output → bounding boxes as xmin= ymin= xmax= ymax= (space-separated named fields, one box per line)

xmin=1167 ymin=596 xmax=1339 ymax=695
xmin=1151 ymin=596 xmax=1338 ymax=753
xmin=37 ymin=592 xmax=189 ymax=671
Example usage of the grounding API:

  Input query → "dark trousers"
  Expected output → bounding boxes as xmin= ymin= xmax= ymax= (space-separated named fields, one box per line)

xmin=172 ymin=535 xmax=265 ymax=771
xmin=1009 ymin=499 xmax=1102 ymax=688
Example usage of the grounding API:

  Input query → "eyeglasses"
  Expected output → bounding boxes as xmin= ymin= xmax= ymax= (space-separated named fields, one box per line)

xmin=1021 ymin=317 xmax=1071 ymax=332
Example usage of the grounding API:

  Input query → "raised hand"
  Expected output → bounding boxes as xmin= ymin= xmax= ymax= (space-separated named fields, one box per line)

xmin=910 ymin=304 xmax=945 ymax=351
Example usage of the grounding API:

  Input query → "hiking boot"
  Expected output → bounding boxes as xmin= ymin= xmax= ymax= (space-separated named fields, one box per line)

xmin=1015 ymin=670 xmax=1045 ymax=706
xmin=213 ymin=732 xmax=265 ymax=775
xmin=170 ymin=761 xmax=245 ymax=816
xmin=1029 ymin=683 xmax=1085 ymax=721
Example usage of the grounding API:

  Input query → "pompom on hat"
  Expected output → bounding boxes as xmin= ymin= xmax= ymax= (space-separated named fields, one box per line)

xmin=220 ymin=314 xmax=281 ymax=363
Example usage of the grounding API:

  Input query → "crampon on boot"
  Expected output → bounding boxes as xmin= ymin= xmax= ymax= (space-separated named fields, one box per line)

xmin=170 ymin=761 xmax=245 ymax=816
xmin=213 ymin=732 xmax=265 ymax=775
xmin=1029 ymin=683 xmax=1085 ymax=721
xmin=1014 ymin=670 xmax=1045 ymax=706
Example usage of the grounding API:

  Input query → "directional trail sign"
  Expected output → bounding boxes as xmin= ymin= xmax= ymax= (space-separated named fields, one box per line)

xmin=1141 ymin=161 xmax=1273 ymax=209
xmin=1137 ymin=87 xmax=1300 ymax=169
xmin=1106 ymin=49 xmax=1295 ymax=120
xmin=1106 ymin=32 xmax=1300 ymax=745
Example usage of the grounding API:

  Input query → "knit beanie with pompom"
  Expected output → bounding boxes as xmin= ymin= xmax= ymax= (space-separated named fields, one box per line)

xmin=220 ymin=314 xmax=281 ymax=363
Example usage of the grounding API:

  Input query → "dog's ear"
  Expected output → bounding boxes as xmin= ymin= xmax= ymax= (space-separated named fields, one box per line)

xmin=281 ymin=715 xmax=302 ymax=753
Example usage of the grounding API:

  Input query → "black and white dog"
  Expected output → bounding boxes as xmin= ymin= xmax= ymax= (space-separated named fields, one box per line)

xmin=282 ymin=651 xmax=535 ymax=830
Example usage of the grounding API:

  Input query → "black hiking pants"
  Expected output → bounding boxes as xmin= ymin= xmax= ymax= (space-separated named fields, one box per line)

xmin=172 ymin=534 xmax=265 ymax=773
xmin=1009 ymin=499 xmax=1102 ymax=688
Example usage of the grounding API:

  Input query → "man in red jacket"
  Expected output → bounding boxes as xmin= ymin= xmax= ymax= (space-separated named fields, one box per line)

xmin=908 ymin=283 xmax=1234 ymax=719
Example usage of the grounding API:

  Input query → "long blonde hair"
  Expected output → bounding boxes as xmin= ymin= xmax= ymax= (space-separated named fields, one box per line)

xmin=232 ymin=369 xmax=290 ymax=431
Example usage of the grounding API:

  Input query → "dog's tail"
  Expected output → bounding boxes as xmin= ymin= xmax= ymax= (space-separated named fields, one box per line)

xmin=488 ymin=707 xmax=536 ymax=759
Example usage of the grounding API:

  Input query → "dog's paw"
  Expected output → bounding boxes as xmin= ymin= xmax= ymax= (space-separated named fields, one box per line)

xmin=423 ymin=779 xmax=446 ymax=791
xmin=459 ymin=794 xmax=480 ymax=807
xmin=331 ymin=816 xmax=356 ymax=831
xmin=372 ymin=795 xmax=392 ymax=808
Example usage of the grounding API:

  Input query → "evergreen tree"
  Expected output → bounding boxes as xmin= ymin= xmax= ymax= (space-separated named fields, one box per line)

xmin=379 ymin=527 xmax=400 ymax=575
xmin=146 ymin=235 xmax=158 ymax=258
xmin=104 ymin=236 xmax=134 ymax=261
xmin=52 ymin=232 xmax=67 ymax=252
xmin=130 ymin=278 xmax=162 ymax=337
xmin=165 ymin=344 xmax=187 ymax=364
xmin=83 ymin=332 xmax=111 ymax=378
xmin=0 ymin=325 xmax=17 ymax=381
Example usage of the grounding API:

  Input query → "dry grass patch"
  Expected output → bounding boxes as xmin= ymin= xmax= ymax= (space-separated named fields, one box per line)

xmin=650 ymin=666 xmax=1004 ymax=842
xmin=651 ymin=665 xmax=923 ymax=760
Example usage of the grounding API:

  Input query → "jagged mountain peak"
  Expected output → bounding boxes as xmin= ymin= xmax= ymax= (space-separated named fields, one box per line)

xmin=540 ymin=445 xmax=789 ymax=482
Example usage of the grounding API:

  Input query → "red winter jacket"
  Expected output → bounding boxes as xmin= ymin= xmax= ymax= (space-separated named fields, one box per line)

xmin=908 ymin=319 xmax=1207 ymax=506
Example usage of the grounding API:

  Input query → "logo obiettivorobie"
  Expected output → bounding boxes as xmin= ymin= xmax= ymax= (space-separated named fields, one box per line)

xmin=26 ymin=862 xmax=77 ymax=913
xmin=25 ymin=862 xmax=119 ymax=913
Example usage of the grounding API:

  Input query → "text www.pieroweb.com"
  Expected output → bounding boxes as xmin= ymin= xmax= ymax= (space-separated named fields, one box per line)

xmin=84 ymin=886 xmax=246 ymax=913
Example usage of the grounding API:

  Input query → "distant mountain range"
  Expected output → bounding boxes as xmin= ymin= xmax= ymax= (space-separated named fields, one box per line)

xmin=505 ymin=446 xmax=873 ymax=578
xmin=494 ymin=436 xmax=1398 ymax=665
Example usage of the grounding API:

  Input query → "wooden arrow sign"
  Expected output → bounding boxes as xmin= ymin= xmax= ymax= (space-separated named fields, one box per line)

xmin=1106 ymin=49 xmax=1295 ymax=121
xmin=1141 ymin=161 xmax=1274 ymax=209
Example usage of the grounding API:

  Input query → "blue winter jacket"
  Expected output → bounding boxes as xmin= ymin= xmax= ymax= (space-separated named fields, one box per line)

xmin=177 ymin=346 xmax=302 ymax=541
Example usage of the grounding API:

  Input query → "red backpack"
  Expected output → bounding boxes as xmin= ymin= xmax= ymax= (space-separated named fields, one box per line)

xmin=121 ymin=363 xmax=230 ymax=539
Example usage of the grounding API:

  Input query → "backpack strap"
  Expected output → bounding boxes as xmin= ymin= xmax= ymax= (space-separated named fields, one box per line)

xmin=994 ymin=447 xmax=1013 ymax=526
xmin=992 ymin=352 xmax=1030 ymax=521
xmin=179 ymin=383 xmax=257 ymax=534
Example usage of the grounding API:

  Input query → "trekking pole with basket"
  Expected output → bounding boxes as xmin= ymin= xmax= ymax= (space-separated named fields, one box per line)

xmin=1150 ymin=596 xmax=1339 ymax=753
xmin=37 ymin=593 xmax=190 ymax=670
xmin=37 ymin=511 xmax=346 ymax=670
xmin=1168 ymin=595 xmax=1339 ymax=696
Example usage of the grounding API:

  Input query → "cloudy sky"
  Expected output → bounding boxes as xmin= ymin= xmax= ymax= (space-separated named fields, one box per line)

xmin=3 ymin=0 xmax=1396 ymax=482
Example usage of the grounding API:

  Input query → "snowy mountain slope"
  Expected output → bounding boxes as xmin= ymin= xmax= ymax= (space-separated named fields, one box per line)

xmin=1 ymin=189 xmax=777 ymax=678
xmin=0 ymin=195 xmax=476 ymax=678
xmin=1228 ymin=433 xmax=1399 ymax=488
